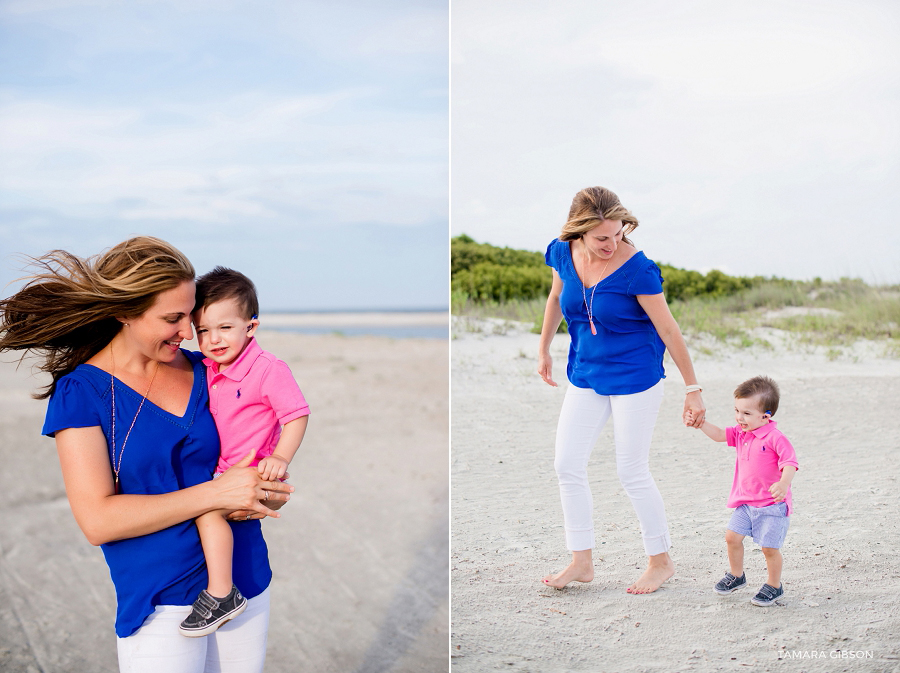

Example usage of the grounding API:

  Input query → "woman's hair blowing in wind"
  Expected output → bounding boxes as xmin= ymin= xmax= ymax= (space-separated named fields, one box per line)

xmin=0 ymin=236 xmax=195 ymax=399
xmin=559 ymin=186 xmax=639 ymax=245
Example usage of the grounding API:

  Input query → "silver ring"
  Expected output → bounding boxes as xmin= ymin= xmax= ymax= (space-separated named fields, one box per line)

xmin=263 ymin=490 xmax=270 ymax=500
xmin=245 ymin=514 xmax=251 ymax=521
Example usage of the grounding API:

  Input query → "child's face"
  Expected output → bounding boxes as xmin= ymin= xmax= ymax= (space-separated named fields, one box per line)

xmin=734 ymin=395 xmax=770 ymax=432
xmin=192 ymin=298 xmax=259 ymax=370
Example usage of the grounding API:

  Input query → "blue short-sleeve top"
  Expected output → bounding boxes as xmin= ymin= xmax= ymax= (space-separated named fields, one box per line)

xmin=42 ymin=350 xmax=272 ymax=638
xmin=545 ymin=238 xmax=667 ymax=395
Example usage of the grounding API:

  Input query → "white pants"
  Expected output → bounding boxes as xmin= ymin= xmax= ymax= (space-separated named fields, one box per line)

xmin=116 ymin=588 xmax=270 ymax=673
xmin=554 ymin=381 xmax=671 ymax=555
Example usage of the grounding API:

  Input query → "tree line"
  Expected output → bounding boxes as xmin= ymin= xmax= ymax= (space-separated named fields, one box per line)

xmin=451 ymin=234 xmax=760 ymax=303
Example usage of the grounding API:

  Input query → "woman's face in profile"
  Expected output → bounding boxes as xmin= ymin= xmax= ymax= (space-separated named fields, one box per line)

xmin=581 ymin=219 xmax=624 ymax=260
xmin=123 ymin=280 xmax=196 ymax=362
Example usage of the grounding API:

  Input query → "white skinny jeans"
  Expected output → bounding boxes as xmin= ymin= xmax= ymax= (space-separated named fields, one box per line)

xmin=116 ymin=587 xmax=270 ymax=673
xmin=554 ymin=381 xmax=671 ymax=555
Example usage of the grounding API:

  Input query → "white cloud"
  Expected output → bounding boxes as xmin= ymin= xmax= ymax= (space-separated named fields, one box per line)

xmin=0 ymin=88 xmax=446 ymax=226
xmin=0 ymin=0 xmax=448 ymax=310
xmin=451 ymin=0 xmax=900 ymax=283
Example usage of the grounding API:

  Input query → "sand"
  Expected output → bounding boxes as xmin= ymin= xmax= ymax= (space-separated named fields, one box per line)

xmin=451 ymin=319 xmax=900 ymax=672
xmin=0 ymin=329 xmax=448 ymax=673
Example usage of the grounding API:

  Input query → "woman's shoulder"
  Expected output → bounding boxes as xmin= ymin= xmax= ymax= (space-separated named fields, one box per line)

xmin=544 ymin=238 xmax=569 ymax=268
xmin=617 ymin=249 xmax=660 ymax=275
xmin=43 ymin=366 xmax=110 ymax=436
xmin=623 ymin=248 xmax=653 ymax=266
xmin=619 ymin=250 xmax=664 ymax=295
xmin=54 ymin=365 xmax=109 ymax=398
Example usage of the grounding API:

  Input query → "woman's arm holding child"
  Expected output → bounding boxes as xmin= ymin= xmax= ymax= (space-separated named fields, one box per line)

xmin=256 ymin=416 xmax=309 ymax=481
xmin=57 ymin=427 xmax=290 ymax=546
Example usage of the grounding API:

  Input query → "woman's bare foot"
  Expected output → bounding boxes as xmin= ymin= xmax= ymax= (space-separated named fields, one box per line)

xmin=542 ymin=551 xmax=594 ymax=589
xmin=626 ymin=552 xmax=674 ymax=594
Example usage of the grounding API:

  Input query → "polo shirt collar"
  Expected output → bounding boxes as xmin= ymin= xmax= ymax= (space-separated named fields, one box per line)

xmin=750 ymin=420 xmax=777 ymax=439
xmin=202 ymin=337 xmax=263 ymax=381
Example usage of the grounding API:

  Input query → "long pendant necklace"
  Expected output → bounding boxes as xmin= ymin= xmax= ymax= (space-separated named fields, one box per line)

xmin=109 ymin=348 xmax=160 ymax=494
xmin=580 ymin=242 xmax=612 ymax=336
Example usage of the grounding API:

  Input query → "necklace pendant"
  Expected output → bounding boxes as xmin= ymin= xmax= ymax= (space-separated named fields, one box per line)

xmin=589 ymin=320 xmax=597 ymax=336
xmin=114 ymin=475 xmax=121 ymax=495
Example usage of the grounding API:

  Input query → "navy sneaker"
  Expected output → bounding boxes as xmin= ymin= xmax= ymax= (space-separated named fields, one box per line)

xmin=179 ymin=585 xmax=247 ymax=637
xmin=751 ymin=583 xmax=784 ymax=606
xmin=714 ymin=572 xmax=747 ymax=594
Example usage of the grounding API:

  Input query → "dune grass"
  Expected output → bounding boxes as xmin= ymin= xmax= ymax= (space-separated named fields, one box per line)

xmin=453 ymin=280 xmax=900 ymax=357
xmin=452 ymin=291 xmax=545 ymax=323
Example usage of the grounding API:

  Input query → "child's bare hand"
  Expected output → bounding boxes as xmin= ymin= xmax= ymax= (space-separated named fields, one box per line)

xmin=257 ymin=455 xmax=289 ymax=481
xmin=769 ymin=481 xmax=788 ymax=502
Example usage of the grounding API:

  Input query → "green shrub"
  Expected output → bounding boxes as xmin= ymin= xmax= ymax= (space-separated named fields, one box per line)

xmin=656 ymin=264 xmax=756 ymax=302
xmin=452 ymin=236 xmax=546 ymax=276
xmin=451 ymin=262 xmax=552 ymax=303
xmin=452 ymin=236 xmax=761 ymax=305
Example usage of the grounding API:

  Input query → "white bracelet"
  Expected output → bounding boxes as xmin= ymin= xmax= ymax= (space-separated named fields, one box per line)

xmin=685 ymin=384 xmax=703 ymax=394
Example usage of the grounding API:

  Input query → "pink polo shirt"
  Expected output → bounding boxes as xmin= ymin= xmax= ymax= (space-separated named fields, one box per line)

xmin=725 ymin=420 xmax=799 ymax=515
xmin=204 ymin=338 xmax=310 ymax=474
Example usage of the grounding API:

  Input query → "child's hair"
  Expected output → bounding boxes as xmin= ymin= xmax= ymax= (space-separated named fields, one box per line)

xmin=734 ymin=375 xmax=780 ymax=416
xmin=194 ymin=266 xmax=259 ymax=321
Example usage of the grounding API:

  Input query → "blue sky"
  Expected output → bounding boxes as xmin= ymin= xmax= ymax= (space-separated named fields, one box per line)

xmin=0 ymin=0 xmax=448 ymax=310
xmin=452 ymin=0 xmax=900 ymax=285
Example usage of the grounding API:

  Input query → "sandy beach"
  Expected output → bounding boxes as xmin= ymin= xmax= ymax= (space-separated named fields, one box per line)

xmin=451 ymin=319 xmax=900 ymax=672
xmin=0 ymin=328 xmax=448 ymax=673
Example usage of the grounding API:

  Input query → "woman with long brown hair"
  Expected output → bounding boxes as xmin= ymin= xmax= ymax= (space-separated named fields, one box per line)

xmin=0 ymin=237 xmax=291 ymax=672
xmin=539 ymin=187 xmax=705 ymax=594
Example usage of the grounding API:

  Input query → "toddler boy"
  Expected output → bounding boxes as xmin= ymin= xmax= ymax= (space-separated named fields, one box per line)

xmin=690 ymin=375 xmax=798 ymax=606
xmin=179 ymin=267 xmax=310 ymax=636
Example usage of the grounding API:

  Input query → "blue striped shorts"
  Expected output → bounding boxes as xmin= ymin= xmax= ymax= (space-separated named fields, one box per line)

xmin=727 ymin=503 xmax=790 ymax=549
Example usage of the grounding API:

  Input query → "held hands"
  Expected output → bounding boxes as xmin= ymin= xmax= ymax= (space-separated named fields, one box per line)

xmin=769 ymin=480 xmax=789 ymax=503
xmin=683 ymin=391 xmax=706 ymax=428
xmin=218 ymin=449 xmax=294 ymax=522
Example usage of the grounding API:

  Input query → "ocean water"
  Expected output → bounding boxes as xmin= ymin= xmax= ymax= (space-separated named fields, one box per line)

xmin=258 ymin=310 xmax=448 ymax=339
xmin=264 ymin=324 xmax=448 ymax=339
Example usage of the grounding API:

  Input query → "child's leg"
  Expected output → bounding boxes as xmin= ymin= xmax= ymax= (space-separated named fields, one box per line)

xmin=196 ymin=510 xmax=235 ymax=598
xmin=725 ymin=530 xmax=745 ymax=576
xmin=761 ymin=547 xmax=782 ymax=587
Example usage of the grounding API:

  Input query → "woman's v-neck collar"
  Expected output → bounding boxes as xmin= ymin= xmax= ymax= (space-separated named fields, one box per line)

xmin=565 ymin=241 xmax=643 ymax=289
xmin=81 ymin=350 xmax=200 ymax=422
